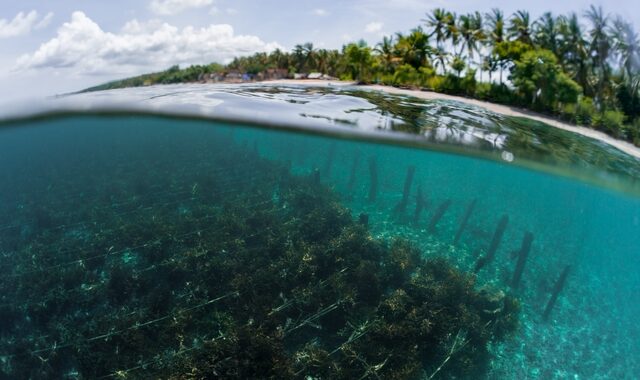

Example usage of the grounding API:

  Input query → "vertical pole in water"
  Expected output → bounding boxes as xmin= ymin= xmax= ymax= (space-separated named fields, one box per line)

xmin=368 ymin=157 xmax=378 ymax=203
xmin=359 ymin=213 xmax=369 ymax=227
xmin=543 ymin=265 xmax=571 ymax=321
xmin=511 ymin=232 xmax=534 ymax=289
xmin=454 ymin=199 xmax=477 ymax=244
xmin=413 ymin=184 xmax=427 ymax=225
xmin=474 ymin=215 xmax=509 ymax=272
xmin=394 ymin=165 xmax=416 ymax=215
xmin=324 ymin=143 xmax=336 ymax=179
xmin=312 ymin=168 xmax=321 ymax=186
xmin=347 ymin=152 xmax=360 ymax=194
xmin=427 ymin=200 xmax=452 ymax=233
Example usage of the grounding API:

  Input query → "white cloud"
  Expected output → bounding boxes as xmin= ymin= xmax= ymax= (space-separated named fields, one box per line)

xmin=35 ymin=12 xmax=54 ymax=30
xmin=208 ymin=6 xmax=220 ymax=15
xmin=226 ymin=8 xmax=238 ymax=15
xmin=364 ymin=21 xmax=383 ymax=33
xmin=149 ymin=0 xmax=213 ymax=15
xmin=17 ymin=11 xmax=282 ymax=76
xmin=0 ymin=10 xmax=52 ymax=38
xmin=312 ymin=9 xmax=328 ymax=16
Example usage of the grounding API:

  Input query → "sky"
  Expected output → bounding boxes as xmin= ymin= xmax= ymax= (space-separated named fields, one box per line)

xmin=0 ymin=0 xmax=638 ymax=101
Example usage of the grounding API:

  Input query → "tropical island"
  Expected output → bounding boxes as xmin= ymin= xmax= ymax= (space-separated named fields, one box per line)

xmin=83 ymin=6 xmax=640 ymax=148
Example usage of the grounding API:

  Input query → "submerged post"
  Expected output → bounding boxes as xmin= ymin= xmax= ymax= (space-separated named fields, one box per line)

xmin=312 ymin=168 xmax=320 ymax=186
xmin=358 ymin=213 xmax=369 ymax=227
xmin=394 ymin=165 xmax=416 ymax=215
xmin=427 ymin=199 xmax=452 ymax=233
xmin=474 ymin=215 xmax=509 ymax=272
xmin=453 ymin=199 xmax=477 ymax=244
xmin=543 ymin=265 xmax=571 ymax=321
xmin=511 ymin=232 xmax=534 ymax=289
xmin=368 ymin=157 xmax=378 ymax=203
xmin=324 ymin=143 xmax=336 ymax=178
xmin=347 ymin=153 xmax=360 ymax=193
xmin=413 ymin=184 xmax=427 ymax=225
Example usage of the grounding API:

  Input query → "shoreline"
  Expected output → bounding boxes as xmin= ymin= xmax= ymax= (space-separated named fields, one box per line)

xmin=265 ymin=79 xmax=640 ymax=160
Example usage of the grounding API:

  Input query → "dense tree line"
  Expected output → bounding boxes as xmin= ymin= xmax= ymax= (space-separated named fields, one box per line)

xmin=89 ymin=6 xmax=640 ymax=145
xmin=228 ymin=6 xmax=640 ymax=145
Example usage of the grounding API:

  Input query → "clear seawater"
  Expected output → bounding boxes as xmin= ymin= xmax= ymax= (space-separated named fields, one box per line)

xmin=0 ymin=84 xmax=638 ymax=379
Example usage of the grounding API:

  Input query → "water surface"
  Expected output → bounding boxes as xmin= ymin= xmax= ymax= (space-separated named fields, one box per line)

xmin=0 ymin=84 xmax=638 ymax=379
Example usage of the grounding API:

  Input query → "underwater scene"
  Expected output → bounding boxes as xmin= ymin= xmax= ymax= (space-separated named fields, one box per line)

xmin=0 ymin=84 xmax=639 ymax=379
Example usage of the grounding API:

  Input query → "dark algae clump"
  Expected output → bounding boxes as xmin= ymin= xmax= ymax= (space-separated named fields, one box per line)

xmin=0 ymin=116 xmax=518 ymax=379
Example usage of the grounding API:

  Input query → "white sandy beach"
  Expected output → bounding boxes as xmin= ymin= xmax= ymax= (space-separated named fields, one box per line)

xmin=267 ymin=79 xmax=640 ymax=160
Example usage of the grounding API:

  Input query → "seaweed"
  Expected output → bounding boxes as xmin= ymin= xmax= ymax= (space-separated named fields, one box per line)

xmin=0 ymin=127 xmax=519 ymax=379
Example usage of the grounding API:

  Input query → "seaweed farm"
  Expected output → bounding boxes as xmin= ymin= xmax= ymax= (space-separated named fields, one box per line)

xmin=0 ymin=87 xmax=639 ymax=379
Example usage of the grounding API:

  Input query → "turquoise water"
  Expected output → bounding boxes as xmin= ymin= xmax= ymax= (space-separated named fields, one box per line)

xmin=0 ymin=85 xmax=639 ymax=379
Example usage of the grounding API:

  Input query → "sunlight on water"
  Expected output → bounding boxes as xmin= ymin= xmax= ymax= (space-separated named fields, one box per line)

xmin=0 ymin=85 xmax=638 ymax=379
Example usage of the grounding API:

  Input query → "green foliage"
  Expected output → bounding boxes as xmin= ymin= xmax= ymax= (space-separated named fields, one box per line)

xmin=475 ymin=82 xmax=492 ymax=100
xmin=616 ymin=82 xmax=640 ymax=121
xmin=424 ymin=75 xmax=445 ymax=91
xmin=393 ymin=64 xmax=420 ymax=86
xmin=343 ymin=41 xmax=373 ymax=83
xmin=511 ymin=49 xmax=581 ymax=110
xmin=575 ymin=97 xmax=598 ymax=125
xmin=494 ymin=40 xmax=533 ymax=62
xmin=461 ymin=68 xmax=478 ymax=96
xmin=556 ymin=72 xmax=583 ymax=104
xmin=593 ymin=109 xmax=626 ymax=137
xmin=488 ymin=83 xmax=516 ymax=104
xmin=627 ymin=119 xmax=640 ymax=146
xmin=451 ymin=55 xmax=466 ymax=77
xmin=81 ymin=63 xmax=225 ymax=92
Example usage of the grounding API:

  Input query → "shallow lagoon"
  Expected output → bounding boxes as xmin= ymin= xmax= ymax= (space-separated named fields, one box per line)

xmin=0 ymin=84 xmax=638 ymax=379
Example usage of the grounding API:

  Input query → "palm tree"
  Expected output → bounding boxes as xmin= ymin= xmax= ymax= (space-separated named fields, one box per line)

xmin=558 ymin=13 xmax=590 ymax=93
xmin=292 ymin=43 xmax=316 ymax=72
xmin=315 ymin=49 xmax=329 ymax=74
xmin=433 ymin=47 xmax=449 ymax=75
xmin=395 ymin=27 xmax=432 ymax=69
xmin=486 ymin=8 xmax=505 ymax=83
xmin=375 ymin=35 xmax=396 ymax=73
xmin=612 ymin=17 xmax=640 ymax=82
xmin=343 ymin=40 xmax=372 ymax=82
xmin=292 ymin=44 xmax=306 ymax=72
xmin=268 ymin=48 xmax=289 ymax=70
xmin=486 ymin=8 xmax=505 ymax=45
xmin=303 ymin=42 xmax=317 ymax=71
xmin=325 ymin=49 xmax=342 ymax=77
xmin=458 ymin=12 xmax=485 ymax=66
xmin=446 ymin=12 xmax=460 ymax=55
xmin=481 ymin=55 xmax=498 ymax=83
xmin=508 ymin=10 xmax=533 ymax=45
xmin=424 ymin=8 xmax=452 ymax=49
xmin=534 ymin=12 xmax=560 ymax=56
xmin=585 ymin=5 xmax=612 ymax=108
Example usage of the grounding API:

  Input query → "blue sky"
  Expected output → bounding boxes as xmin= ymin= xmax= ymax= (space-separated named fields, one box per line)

xmin=0 ymin=0 xmax=637 ymax=101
